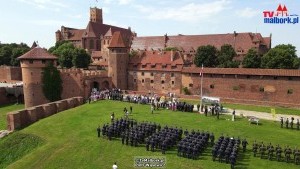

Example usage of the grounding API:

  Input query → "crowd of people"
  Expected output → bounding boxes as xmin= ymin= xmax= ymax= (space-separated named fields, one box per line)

xmin=280 ymin=117 xmax=300 ymax=130
xmin=177 ymin=130 xmax=213 ymax=160
xmin=212 ymin=136 xmax=244 ymax=169
xmin=252 ymin=141 xmax=300 ymax=164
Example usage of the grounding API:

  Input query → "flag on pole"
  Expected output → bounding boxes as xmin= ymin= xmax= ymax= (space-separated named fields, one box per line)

xmin=200 ymin=64 xmax=203 ymax=76
xmin=271 ymin=108 xmax=276 ymax=120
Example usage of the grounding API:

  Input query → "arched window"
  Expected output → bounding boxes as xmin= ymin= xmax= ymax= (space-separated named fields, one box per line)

xmin=89 ymin=39 xmax=94 ymax=49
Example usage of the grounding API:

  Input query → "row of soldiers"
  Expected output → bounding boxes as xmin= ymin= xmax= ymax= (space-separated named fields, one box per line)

xmin=212 ymin=136 xmax=243 ymax=169
xmin=100 ymin=118 xmax=137 ymax=140
xmin=146 ymin=126 xmax=182 ymax=154
xmin=121 ymin=122 xmax=159 ymax=147
xmin=280 ymin=117 xmax=300 ymax=130
xmin=177 ymin=131 xmax=213 ymax=160
xmin=252 ymin=142 xmax=300 ymax=164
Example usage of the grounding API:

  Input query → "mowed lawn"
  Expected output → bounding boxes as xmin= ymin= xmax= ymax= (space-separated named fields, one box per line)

xmin=0 ymin=104 xmax=24 ymax=130
xmin=2 ymin=100 xmax=300 ymax=169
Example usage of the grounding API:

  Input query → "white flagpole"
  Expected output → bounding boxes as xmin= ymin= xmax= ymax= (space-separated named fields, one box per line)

xmin=200 ymin=64 xmax=203 ymax=112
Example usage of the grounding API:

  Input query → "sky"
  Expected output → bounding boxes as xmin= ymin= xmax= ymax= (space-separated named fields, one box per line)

xmin=0 ymin=0 xmax=299 ymax=54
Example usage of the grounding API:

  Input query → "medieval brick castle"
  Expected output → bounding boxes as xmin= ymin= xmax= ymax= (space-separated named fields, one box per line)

xmin=2 ymin=7 xmax=300 ymax=109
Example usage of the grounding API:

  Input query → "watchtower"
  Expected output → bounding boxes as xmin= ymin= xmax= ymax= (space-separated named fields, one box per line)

xmin=107 ymin=31 xmax=128 ymax=89
xmin=90 ymin=7 xmax=103 ymax=24
xmin=18 ymin=46 xmax=58 ymax=108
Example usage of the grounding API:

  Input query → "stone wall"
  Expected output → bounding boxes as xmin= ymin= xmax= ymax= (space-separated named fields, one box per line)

xmin=0 ymin=66 xmax=22 ymax=82
xmin=6 ymin=97 xmax=84 ymax=131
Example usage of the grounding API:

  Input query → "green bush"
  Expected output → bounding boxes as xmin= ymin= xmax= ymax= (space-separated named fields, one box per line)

xmin=232 ymin=86 xmax=240 ymax=91
xmin=182 ymin=87 xmax=191 ymax=95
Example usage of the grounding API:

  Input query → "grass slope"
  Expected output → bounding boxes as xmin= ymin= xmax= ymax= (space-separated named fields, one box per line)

xmin=0 ymin=104 xmax=24 ymax=130
xmin=3 ymin=100 xmax=300 ymax=169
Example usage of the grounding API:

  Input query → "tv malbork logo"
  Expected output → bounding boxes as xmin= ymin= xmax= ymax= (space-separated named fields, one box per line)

xmin=263 ymin=4 xmax=299 ymax=24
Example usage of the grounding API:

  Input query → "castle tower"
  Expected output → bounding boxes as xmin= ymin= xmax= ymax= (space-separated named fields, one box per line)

xmin=90 ymin=7 xmax=103 ymax=24
xmin=108 ymin=31 xmax=128 ymax=89
xmin=55 ymin=30 xmax=62 ymax=42
xmin=18 ymin=46 xmax=58 ymax=108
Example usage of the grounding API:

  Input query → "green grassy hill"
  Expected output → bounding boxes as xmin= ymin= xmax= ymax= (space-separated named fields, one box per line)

xmin=1 ymin=100 xmax=299 ymax=169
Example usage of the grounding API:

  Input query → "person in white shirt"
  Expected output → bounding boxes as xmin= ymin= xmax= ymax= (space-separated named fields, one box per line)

xmin=112 ymin=162 xmax=118 ymax=169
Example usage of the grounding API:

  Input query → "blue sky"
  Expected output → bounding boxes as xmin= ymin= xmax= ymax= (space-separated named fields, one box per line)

xmin=0 ymin=0 xmax=299 ymax=54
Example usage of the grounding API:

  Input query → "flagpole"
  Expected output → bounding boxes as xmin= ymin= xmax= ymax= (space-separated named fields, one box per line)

xmin=200 ymin=64 xmax=203 ymax=113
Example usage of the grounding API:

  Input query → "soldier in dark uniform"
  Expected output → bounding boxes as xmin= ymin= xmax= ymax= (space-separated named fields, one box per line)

xmin=297 ymin=119 xmax=300 ymax=130
xmin=242 ymin=139 xmax=248 ymax=152
xmin=125 ymin=135 xmax=129 ymax=145
xmin=268 ymin=144 xmax=274 ymax=160
xmin=285 ymin=118 xmax=289 ymax=128
xmin=291 ymin=117 xmax=294 ymax=129
xmin=97 ymin=126 xmax=101 ymax=137
xmin=204 ymin=106 xmax=208 ymax=116
xmin=161 ymin=141 xmax=167 ymax=154
xmin=210 ymin=133 xmax=215 ymax=146
xmin=276 ymin=145 xmax=282 ymax=161
xmin=280 ymin=117 xmax=284 ymax=128
xmin=229 ymin=153 xmax=236 ymax=169
xmin=121 ymin=132 xmax=125 ymax=145
xmin=252 ymin=141 xmax=258 ymax=157
xmin=259 ymin=143 xmax=266 ymax=159
xmin=130 ymin=106 xmax=133 ymax=114
xmin=284 ymin=146 xmax=292 ymax=163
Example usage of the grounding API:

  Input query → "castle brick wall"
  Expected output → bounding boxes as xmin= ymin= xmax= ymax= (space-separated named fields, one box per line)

xmin=7 ymin=97 xmax=84 ymax=131
xmin=182 ymin=73 xmax=300 ymax=107
xmin=128 ymin=70 xmax=182 ymax=94
xmin=0 ymin=66 xmax=22 ymax=82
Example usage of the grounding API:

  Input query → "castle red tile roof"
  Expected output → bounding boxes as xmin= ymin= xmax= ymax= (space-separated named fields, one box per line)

xmin=82 ymin=21 xmax=132 ymax=41
xmin=131 ymin=32 xmax=270 ymax=53
xmin=128 ymin=50 xmax=184 ymax=72
xmin=68 ymin=29 xmax=85 ymax=41
xmin=109 ymin=31 xmax=126 ymax=48
xmin=182 ymin=67 xmax=300 ymax=77
xmin=18 ymin=47 xmax=57 ymax=60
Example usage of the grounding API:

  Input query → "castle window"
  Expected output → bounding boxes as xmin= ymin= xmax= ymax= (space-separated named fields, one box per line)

xmin=274 ymin=76 xmax=278 ymax=80
xmin=134 ymin=79 xmax=136 ymax=83
xmin=162 ymin=65 xmax=167 ymax=69
xmin=29 ymin=60 xmax=33 ymax=64
xmin=151 ymin=72 xmax=154 ymax=76
xmin=189 ymin=83 xmax=193 ymax=87
xmin=171 ymin=65 xmax=177 ymax=69
xmin=151 ymin=80 xmax=154 ymax=83
xmin=151 ymin=65 xmax=156 ymax=68
xmin=161 ymin=80 xmax=165 ymax=84
xmin=161 ymin=73 xmax=165 ymax=77
xmin=42 ymin=60 xmax=46 ymax=64
xmin=141 ymin=72 xmax=144 ymax=76
xmin=142 ymin=65 xmax=146 ymax=68
xmin=171 ymin=73 xmax=175 ymax=77
xmin=142 ymin=79 xmax=145 ymax=83
xmin=172 ymin=81 xmax=175 ymax=85
xmin=89 ymin=39 xmax=94 ymax=49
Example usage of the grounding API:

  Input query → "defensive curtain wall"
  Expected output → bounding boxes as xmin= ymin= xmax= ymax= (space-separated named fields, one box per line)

xmin=182 ymin=67 xmax=300 ymax=108
xmin=7 ymin=97 xmax=84 ymax=131
xmin=59 ymin=68 xmax=111 ymax=101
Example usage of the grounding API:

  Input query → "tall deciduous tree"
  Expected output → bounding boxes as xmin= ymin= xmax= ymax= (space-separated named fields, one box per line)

xmin=242 ymin=48 xmax=261 ymax=68
xmin=42 ymin=62 xmax=62 ymax=102
xmin=261 ymin=44 xmax=300 ymax=69
xmin=0 ymin=43 xmax=29 ymax=66
xmin=51 ymin=42 xmax=91 ymax=68
xmin=217 ymin=44 xmax=240 ymax=68
xmin=194 ymin=45 xmax=218 ymax=67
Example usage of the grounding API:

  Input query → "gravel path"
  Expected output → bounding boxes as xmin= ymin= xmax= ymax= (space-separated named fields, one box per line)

xmin=227 ymin=108 xmax=300 ymax=122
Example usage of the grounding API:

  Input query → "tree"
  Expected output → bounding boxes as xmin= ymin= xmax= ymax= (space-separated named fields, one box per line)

xmin=42 ymin=62 xmax=62 ymax=102
xmin=0 ymin=43 xmax=29 ymax=66
xmin=72 ymin=48 xmax=91 ymax=68
xmin=261 ymin=44 xmax=300 ymax=69
xmin=242 ymin=48 xmax=261 ymax=68
xmin=51 ymin=42 xmax=91 ymax=68
xmin=194 ymin=45 xmax=218 ymax=67
xmin=217 ymin=44 xmax=239 ymax=68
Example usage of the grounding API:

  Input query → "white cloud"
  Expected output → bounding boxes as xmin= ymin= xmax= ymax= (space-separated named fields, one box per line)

xmin=19 ymin=0 xmax=67 ymax=10
xmin=134 ymin=0 xmax=231 ymax=22
xmin=236 ymin=7 xmax=260 ymax=18
xmin=29 ymin=19 xmax=69 ymax=26
xmin=119 ymin=0 xmax=133 ymax=5
xmin=102 ymin=0 xmax=133 ymax=5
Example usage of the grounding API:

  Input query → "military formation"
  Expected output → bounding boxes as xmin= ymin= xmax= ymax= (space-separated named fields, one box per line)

xmin=212 ymin=136 xmax=243 ymax=169
xmin=252 ymin=141 xmax=300 ymax=164
xmin=280 ymin=117 xmax=300 ymax=130
xmin=177 ymin=130 xmax=213 ymax=160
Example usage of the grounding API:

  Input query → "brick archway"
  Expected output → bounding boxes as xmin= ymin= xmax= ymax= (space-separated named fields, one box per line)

xmin=101 ymin=80 xmax=109 ymax=90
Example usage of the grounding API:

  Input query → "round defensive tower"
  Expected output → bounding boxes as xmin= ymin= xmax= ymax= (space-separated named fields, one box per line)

xmin=18 ymin=46 xmax=58 ymax=108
